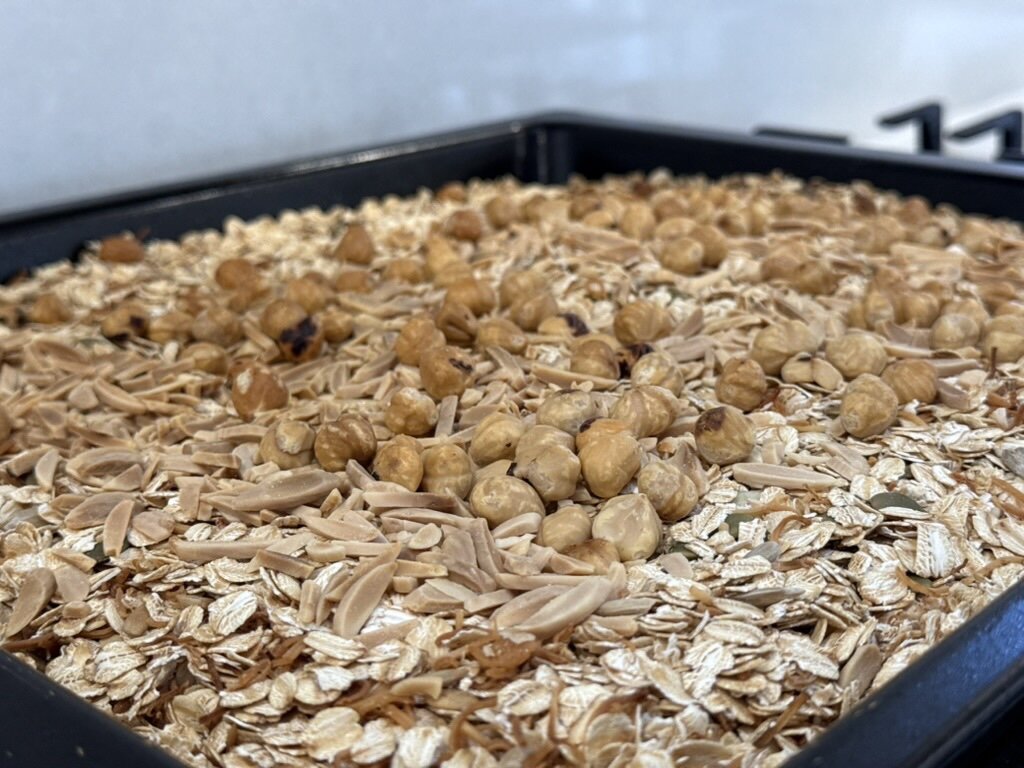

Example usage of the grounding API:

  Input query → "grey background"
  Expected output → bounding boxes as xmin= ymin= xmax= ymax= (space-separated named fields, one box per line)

xmin=3 ymin=0 xmax=1024 ymax=215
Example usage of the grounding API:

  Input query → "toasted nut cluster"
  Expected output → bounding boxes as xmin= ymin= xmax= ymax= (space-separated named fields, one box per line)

xmin=538 ymin=506 xmax=592 ymax=552
xmin=469 ymin=412 xmax=525 ymax=465
xmin=259 ymin=420 xmax=315 ymax=469
xmin=333 ymin=222 xmax=375 ymax=264
xmin=470 ymin=476 xmax=545 ymax=527
xmin=610 ymin=385 xmax=679 ymax=437
xmin=840 ymin=374 xmax=899 ymax=438
xmin=613 ymin=300 xmax=673 ymax=345
xmin=630 ymin=352 xmax=683 ymax=396
xmin=715 ymin=358 xmax=767 ymax=411
xmin=421 ymin=443 xmax=473 ymax=498
xmin=98 ymin=234 xmax=144 ymax=263
xmin=571 ymin=338 xmax=619 ymax=380
xmin=101 ymin=302 xmax=149 ymax=340
xmin=395 ymin=315 xmax=446 ymax=366
xmin=537 ymin=391 xmax=600 ymax=436
xmin=694 ymin=406 xmax=755 ymax=465
xmin=231 ymin=363 xmax=289 ymax=420
xmin=638 ymin=461 xmax=698 ymax=522
xmin=385 ymin=387 xmax=438 ymax=437
xmin=476 ymin=318 xmax=527 ymax=354
xmin=517 ymin=444 xmax=581 ymax=501
xmin=750 ymin=320 xmax=820 ymax=375
xmin=880 ymin=359 xmax=937 ymax=405
xmin=373 ymin=436 xmax=424 ymax=491
xmin=579 ymin=430 xmax=641 ymax=497
xmin=592 ymin=494 xmax=662 ymax=561
xmin=314 ymin=415 xmax=377 ymax=471
xmin=825 ymin=333 xmax=889 ymax=379
xmin=419 ymin=345 xmax=474 ymax=400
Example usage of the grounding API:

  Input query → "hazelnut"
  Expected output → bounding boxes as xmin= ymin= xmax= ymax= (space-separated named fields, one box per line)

xmin=0 ymin=405 xmax=11 ymax=443
xmin=445 ymin=278 xmax=497 ymax=317
xmin=395 ymin=315 xmax=446 ymax=366
xmin=469 ymin=412 xmax=525 ymax=466
xmin=652 ymin=192 xmax=687 ymax=221
xmin=536 ymin=391 xmax=600 ymax=435
xmin=694 ymin=406 xmax=755 ymax=465
xmin=383 ymin=257 xmax=427 ymax=284
xmin=27 ymin=292 xmax=70 ymax=325
xmin=260 ymin=299 xmax=307 ymax=340
xmin=996 ymin=301 xmax=1024 ymax=319
xmin=335 ymin=269 xmax=375 ymax=293
xmin=227 ymin=284 xmax=267 ymax=312
xmin=688 ymin=225 xmax=728 ymax=266
xmin=147 ymin=310 xmax=194 ymax=344
xmin=985 ymin=315 xmax=1024 ymax=337
xmin=259 ymin=420 xmax=315 ymax=469
xmin=421 ymin=443 xmax=473 ymax=498
xmin=825 ymin=333 xmax=888 ymax=379
xmin=373 ymin=436 xmax=424 ymax=491
xmin=715 ymin=358 xmax=767 ymax=411
xmin=182 ymin=342 xmax=228 ymax=375
xmin=445 ymin=210 xmax=484 ymax=242
xmin=499 ymin=271 xmax=547 ymax=309
xmin=425 ymin=236 xmax=463 ymax=280
xmin=930 ymin=313 xmax=980 ymax=350
xmin=564 ymin=539 xmax=619 ymax=573
xmin=582 ymin=209 xmax=616 ymax=229
xmin=653 ymin=216 xmax=693 ymax=241
xmin=484 ymin=195 xmax=519 ymax=229
xmin=982 ymin=282 xmax=1020 ymax=312
xmin=98 ymin=234 xmax=144 ymax=263
xmin=231 ymin=363 xmax=289 ymax=421
xmin=896 ymin=291 xmax=941 ymax=328
xmin=958 ymin=218 xmax=998 ymax=254
xmin=435 ymin=300 xmax=478 ymax=346
xmin=610 ymin=386 xmax=679 ymax=437
xmin=476 ymin=318 xmax=528 ymax=354
xmin=278 ymin=317 xmax=325 ymax=363
xmin=539 ymin=313 xmax=590 ymax=338
xmin=637 ymin=461 xmax=698 ymax=522
xmin=982 ymin=331 xmax=1024 ymax=363
xmin=436 ymin=181 xmax=467 ymax=203
xmin=385 ymin=387 xmax=438 ymax=437
xmin=191 ymin=306 xmax=242 ymax=347
xmin=630 ymin=352 xmax=684 ymax=396
xmin=619 ymin=203 xmax=656 ymax=240
xmin=333 ymin=222 xmax=375 ymax=264
xmin=880 ymin=359 xmax=937 ymax=405
xmin=760 ymin=242 xmax=808 ymax=282
xmin=592 ymin=494 xmax=662 ymax=561
xmin=285 ymin=275 xmax=331 ymax=314
xmin=215 ymin=258 xmax=259 ymax=290
xmin=101 ymin=302 xmax=148 ymax=340
xmin=538 ymin=506 xmax=592 ymax=552
xmin=853 ymin=216 xmax=903 ymax=253
xmin=314 ymin=415 xmax=377 ymax=471
xmin=432 ymin=261 xmax=473 ymax=288
xmin=579 ymin=430 xmax=642 ymax=498
xmin=509 ymin=290 xmax=558 ymax=331
xmin=321 ymin=310 xmax=355 ymax=343
xmin=515 ymin=425 xmax=576 ymax=465
xmin=750 ymin=320 xmax=819 ymax=375
xmin=570 ymin=338 xmax=619 ymax=380
xmin=470 ymin=476 xmax=545 ymax=527
xmin=576 ymin=418 xmax=631 ymax=453
xmin=613 ymin=300 xmax=673 ymax=345
xmin=839 ymin=374 xmax=899 ymax=438
xmin=659 ymin=237 xmax=704 ymax=275
xmin=570 ymin=193 xmax=602 ymax=220
xmin=791 ymin=260 xmax=838 ymax=296
xmin=780 ymin=354 xmax=814 ymax=385
xmin=857 ymin=290 xmax=897 ymax=331
xmin=419 ymin=345 xmax=474 ymax=400
xmin=517 ymin=443 xmax=581 ymax=502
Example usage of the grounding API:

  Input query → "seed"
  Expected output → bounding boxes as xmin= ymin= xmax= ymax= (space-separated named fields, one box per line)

xmin=499 ymin=271 xmax=547 ymax=309
xmin=579 ymin=430 xmax=641 ymax=498
xmin=314 ymin=415 xmax=377 ymax=471
xmin=564 ymin=539 xmax=619 ymax=574
xmin=259 ymin=421 xmax=315 ymax=469
xmin=825 ymin=333 xmax=889 ymax=379
xmin=321 ymin=310 xmax=355 ymax=343
xmin=476 ymin=318 xmax=528 ymax=354
xmin=570 ymin=338 xmax=619 ymax=380
xmin=191 ymin=306 xmax=243 ymax=347
xmin=445 ymin=210 xmax=484 ymax=242
xmin=395 ymin=315 xmax=446 ymax=366
xmin=469 ymin=412 xmax=525 ymax=466
xmin=215 ymin=258 xmax=259 ymax=290
xmin=385 ymin=387 xmax=438 ymax=437
xmin=147 ymin=309 xmax=194 ymax=344
xmin=470 ymin=476 xmax=545 ymax=527
xmin=260 ymin=299 xmax=307 ymax=340
xmin=619 ymin=203 xmax=656 ymax=240
xmin=98 ymin=234 xmax=144 ymax=264
xmin=435 ymin=300 xmax=478 ymax=345
xmin=419 ymin=345 xmax=474 ymax=400
xmin=421 ymin=443 xmax=473 ymax=499
xmin=231 ymin=363 xmax=289 ymax=421
xmin=536 ymin=391 xmax=600 ymax=436
xmin=880 ymin=360 xmax=937 ymax=405
xmin=373 ymin=436 xmax=424 ymax=491
xmin=445 ymin=277 xmax=497 ymax=316
xmin=182 ymin=342 xmax=228 ymax=375
xmin=538 ymin=506 xmax=592 ymax=552
xmin=750 ymin=320 xmax=819 ymax=375
xmin=592 ymin=494 xmax=662 ymax=561
xmin=659 ymin=237 xmax=703 ymax=275
xmin=509 ymin=290 xmax=559 ymax=331
xmin=515 ymin=425 xmax=576 ymax=465
xmin=613 ymin=300 xmax=673 ymax=345
xmin=27 ymin=292 xmax=70 ymax=325
xmin=383 ymin=257 xmax=427 ymax=284
xmin=610 ymin=385 xmax=679 ymax=437
xmin=839 ymin=374 xmax=899 ymax=438
xmin=637 ymin=461 xmax=698 ymax=522
xmin=930 ymin=313 xmax=980 ymax=350
xmin=694 ymin=406 xmax=755 ymax=465
xmin=100 ymin=302 xmax=149 ymax=340
xmin=715 ymin=358 xmax=767 ymax=411
xmin=484 ymin=195 xmax=519 ymax=229
xmin=517 ymin=444 xmax=581 ymax=502
xmin=333 ymin=222 xmax=376 ymax=264
xmin=630 ymin=352 xmax=684 ymax=396
xmin=335 ymin=269 xmax=376 ymax=293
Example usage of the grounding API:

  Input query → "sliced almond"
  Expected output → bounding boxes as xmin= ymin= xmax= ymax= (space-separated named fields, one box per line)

xmin=4 ymin=568 xmax=56 ymax=638
xmin=332 ymin=561 xmax=397 ymax=638
xmin=102 ymin=498 xmax=135 ymax=557
xmin=731 ymin=463 xmax=843 ymax=491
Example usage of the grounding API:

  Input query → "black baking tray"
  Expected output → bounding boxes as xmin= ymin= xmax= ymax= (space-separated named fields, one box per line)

xmin=2 ymin=113 xmax=1024 ymax=768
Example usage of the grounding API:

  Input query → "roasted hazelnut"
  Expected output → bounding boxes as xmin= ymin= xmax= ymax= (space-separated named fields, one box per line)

xmin=385 ymin=387 xmax=438 ymax=436
xmin=470 ymin=476 xmax=545 ymax=527
xmin=750 ymin=320 xmax=819 ymax=375
xmin=996 ymin=301 xmax=1024 ymax=319
xmin=515 ymin=425 xmax=576 ymax=465
xmin=333 ymin=222 xmax=375 ymax=264
xmin=592 ymin=494 xmax=662 ymax=561
xmin=215 ymin=258 xmax=259 ymax=290
xmin=278 ymin=317 xmax=325 ymax=363
xmin=321 ymin=310 xmax=355 ymax=343
xmin=853 ymin=215 xmax=903 ymax=254
xmin=619 ymin=203 xmax=656 ymax=240
xmin=825 ymin=333 xmax=888 ymax=379
xmin=259 ymin=420 xmax=315 ymax=469
xmin=469 ymin=412 xmax=525 ymax=466
xmin=498 ymin=271 xmax=547 ymax=309
xmin=373 ymin=436 xmax=424 ymax=491
xmin=0 ymin=405 xmax=11 ymax=443
xmin=383 ymin=257 xmax=427 ymax=284
xmin=191 ymin=306 xmax=242 ymax=347
xmin=445 ymin=277 xmax=497 ymax=317
xmin=101 ymin=302 xmax=148 ymax=340
xmin=760 ymin=242 xmax=807 ymax=282
xmin=260 ymin=299 xmax=307 ymax=340
xmin=930 ymin=313 xmax=980 ymax=350
xmin=688 ymin=225 xmax=728 ymax=267
xmin=651 ymin=191 xmax=687 ymax=221
xmin=575 ymin=418 xmax=631 ymax=453
xmin=694 ymin=406 xmax=754 ymax=465
xmin=780 ymin=354 xmax=814 ymax=385
xmin=517 ymin=444 xmax=581 ymax=502
xmin=982 ymin=331 xmax=1024 ymax=363
xmin=564 ymin=538 xmax=619 ymax=573
xmin=896 ymin=291 xmax=941 ymax=328
xmin=285 ymin=275 xmax=331 ymax=314
xmin=476 ymin=318 xmax=528 ymax=354
xmin=314 ymin=415 xmax=377 ymax=471
xmin=432 ymin=261 xmax=473 ymax=288
xmin=509 ymin=290 xmax=558 ymax=331
xmin=957 ymin=218 xmax=998 ymax=254
xmin=538 ymin=506 xmax=592 ymax=552
xmin=715 ymin=358 xmax=767 ymax=411
xmin=613 ymin=300 xmax=673 ymax=345
xmin=653 ymin=216 xmax=693 ymax=241
xmin=610 ymin=385 xmax=679 ymax=437
xmin=856 ymin=290 xmax=897 ymax=331
xmin=792 ymin=260 xmax=838 ymax=296
xmin=484 ymin=195 xmax=519 ymax=229
xmin=419 ymin=345 xmax=474 ymax=400
xmin=436 ymin=181 xmax=467 ymax=203
xmin=445 ymin=210 xmax=484 ymax=242
xmin=630 ymin=352 xmax=684 ymax=396
xmin=942 ymin=298 xmax=988 ymax=327
xmin=984 ymin=315 xmax=1024 ymax=337
xmin=569 ymin=193 xmax=602 ymax=221
xmin=182 ymin=342 xmax=228 ymax=375
xmin=582 ymin=209 xmax=616 ymax=229
xmin=570 ymin=338 xmax=619 ymax=380
xmin=335 ymin=269 xmax=375 ymax=293
xmin=98 ymin=234 xmax=144 ymax=264
xmin=880 ymin=359 xmax=937 ymax=404
xmin=637 ymin=461 xmax=698 ymax=522
xmin=435 ymin=300 xmax=478 ymax=345
xmin=537 ymin=391 xmax=600 ymax=435
xmin=231 ymin=363 xmax=289 ymax=421
xmin=579 ymin=430 xmax=641 ymax=498
xmin=395 ymin=315 xmax=446 ymax=366
xmin=421 ymin=443 xmax=473 ymax=498
xmin=27 ymin=292 xmax=70 ymax=325
xmin=147 ymin=309 xmax=194 ymax=344
xmin=425 ymin=235 xmax=463 ymax=280
xmin=659 ymin=237 xmax=703 ymax=275
xmin=227 ymin=284 xmax=267 ymax=313
xmin=839 ymin=374 xmax=899 ymax=438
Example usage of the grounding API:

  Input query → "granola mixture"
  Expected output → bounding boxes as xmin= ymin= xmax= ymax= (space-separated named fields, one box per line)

xmin=2 ymin=171 xmax=1024 ymax=767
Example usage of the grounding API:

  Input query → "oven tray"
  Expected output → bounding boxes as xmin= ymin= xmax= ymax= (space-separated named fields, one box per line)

xmin=2 ymin=113 xmax=1024 ymax=768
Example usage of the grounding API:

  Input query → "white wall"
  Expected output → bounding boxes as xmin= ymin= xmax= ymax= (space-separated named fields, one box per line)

xmin=3 ymin=0 xmax=1024 ymax=215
